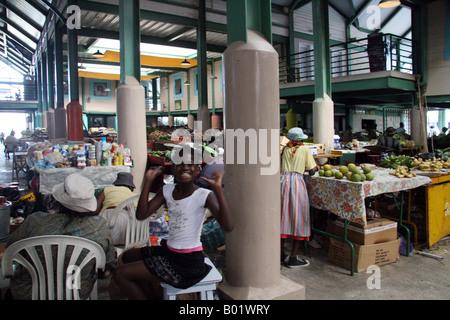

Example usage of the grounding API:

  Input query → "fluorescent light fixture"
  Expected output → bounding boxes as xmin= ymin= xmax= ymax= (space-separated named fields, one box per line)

xmin=180 ymin=59 xmax=191 ymax=66
xmin=378 ymin=0 xmax=401 ymax=8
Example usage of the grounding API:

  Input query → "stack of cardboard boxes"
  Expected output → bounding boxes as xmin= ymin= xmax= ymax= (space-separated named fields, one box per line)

xmin=328 ymin=218 xmax=400 ymax=273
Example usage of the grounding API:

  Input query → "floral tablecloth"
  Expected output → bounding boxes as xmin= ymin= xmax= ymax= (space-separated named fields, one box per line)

xmin=304 ymin=169 xmax=432 ymax=225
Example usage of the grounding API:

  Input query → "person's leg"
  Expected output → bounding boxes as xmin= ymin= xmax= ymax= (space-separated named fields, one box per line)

xmin=290 ymin=239 xmax=301 ymax=257
xmin=114 ymin=259 xmax=161 ymax=300
xmin=115 ymin=248 xmax=162 ymax=299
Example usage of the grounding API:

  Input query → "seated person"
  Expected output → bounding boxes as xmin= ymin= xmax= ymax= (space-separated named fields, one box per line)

xmin=377 ymin=126 xmax=401 ymax=154
xmin=6 ymin=173 xmax=115 ymax=300
xmin=4 ymin=130 xmax=18 ymax=159
xmin=95 ymin=172 xmax=137 ymax=245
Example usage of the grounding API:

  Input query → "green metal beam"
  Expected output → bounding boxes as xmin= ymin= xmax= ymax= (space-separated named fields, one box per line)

xmin=4 ymin=31 xmax=35 ymax=54
xmin=0 ymin=16 xmax=38 ymax=43
xmin=55 ymin=22 xmax=65 ymax=108
xmin=67 ymin=0 xmax=79 ymax=100
xmin=380 ymin=7 xmax=402 ymax=31
xmin=312 ymin=0 xmax=331 ymax=98
xmin=348 ymin=0 xmax=373 ymax=26
xmin=0 ymin=1 xmax=43 ymax=32
xmin=46 ymin=39 xmax=55 ymax=110
xmin=119 ymin=0 xmax=141 ymax=83
xmin=197 ymin=0 xmax=208 ymax=108
xmin=78 ymin=28 xmax=227 ymax=53
xmin=0 ymin=101 xmax=38 ymax=111
xmin=227 ymin=0 xmax=272 ymax=45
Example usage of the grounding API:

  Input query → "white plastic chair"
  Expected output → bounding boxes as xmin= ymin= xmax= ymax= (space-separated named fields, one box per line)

xmin=1 ymin=235 xmax=106 ymax=300
xmin=160 ymin=257 xmax=222 ymax=300
xmin=113 ymin=194 xmax=164 ymax=256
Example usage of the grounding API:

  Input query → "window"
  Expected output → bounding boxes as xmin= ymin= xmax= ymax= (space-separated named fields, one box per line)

xmin=173 ymin=74 xmax=184 ymax=98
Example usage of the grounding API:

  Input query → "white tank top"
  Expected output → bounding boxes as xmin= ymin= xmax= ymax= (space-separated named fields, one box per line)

xmin=163 ymin=184 xmax=212 ymax=251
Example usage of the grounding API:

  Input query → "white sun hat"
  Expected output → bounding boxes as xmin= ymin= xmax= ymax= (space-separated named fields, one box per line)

xmin=52 ymin=173 xmax=97 ymax=212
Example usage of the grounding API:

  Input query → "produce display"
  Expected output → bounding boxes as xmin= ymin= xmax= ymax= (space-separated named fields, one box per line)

xmin=411 ymin=157 xmax=450 ymax=171
xmin=436 ymin=147 xmax=450 ymax=161
xmin=379 ymin=154 xmax=413 ymax=169
xmin=389 ymin=166 xmax=417 ymax=178
xmin=318 ymin=163 xmax=375 ymax=182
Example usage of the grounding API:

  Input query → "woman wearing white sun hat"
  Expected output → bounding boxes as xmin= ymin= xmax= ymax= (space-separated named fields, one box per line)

xmin=6 ymin=173 xmax=115 ymax=300
xmin=280 ymin=127 xmax=318 ymax=268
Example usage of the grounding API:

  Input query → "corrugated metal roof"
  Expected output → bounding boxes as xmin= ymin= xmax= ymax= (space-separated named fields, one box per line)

xmin=0 ymin=0 xmax=418 ymax=76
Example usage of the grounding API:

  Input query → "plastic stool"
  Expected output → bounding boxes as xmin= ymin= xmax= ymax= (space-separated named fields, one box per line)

xmin=160 ymin=257 xmax=222 ymax=300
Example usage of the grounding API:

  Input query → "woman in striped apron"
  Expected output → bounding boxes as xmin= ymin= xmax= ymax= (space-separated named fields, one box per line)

xmin=280 ymin=127 xmax=318 ymax=267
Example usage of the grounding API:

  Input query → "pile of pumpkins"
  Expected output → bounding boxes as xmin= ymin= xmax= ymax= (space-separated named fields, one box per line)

xmin=318 ymin=163 xmax=375 ymax=182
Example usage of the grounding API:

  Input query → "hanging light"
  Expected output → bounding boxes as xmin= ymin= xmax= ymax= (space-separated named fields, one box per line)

xmin=78 ymin=63 xmax=86 ymax=70
xmin=184 ymin=80 xmax=190 ymax=86
xmin=92 ymin=50 xmax=104 ymax=58
xmin=180 ymin=59 xmax=191 ymax=66
xmin=378 ymin=0 xmax=401 ymax=8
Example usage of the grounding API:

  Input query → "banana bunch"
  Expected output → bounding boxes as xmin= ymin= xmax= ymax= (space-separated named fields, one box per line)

xmin=380 ymin=154 xmax=413 ymax=169
xmin=389 ymin=166 xmax=417 ymax=178
xmin=411 ymin=157 xmax=446 ymax=172
xmin=445 ymin=159 xmax=450 ymax=169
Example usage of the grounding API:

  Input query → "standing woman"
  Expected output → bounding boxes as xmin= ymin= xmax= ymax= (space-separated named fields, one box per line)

xmin=280 ymin=127 xmax=318 ymax=267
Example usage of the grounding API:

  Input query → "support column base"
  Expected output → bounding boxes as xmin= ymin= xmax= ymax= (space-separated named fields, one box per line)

xmin=218 ymin=276 xmax=305 ymax=300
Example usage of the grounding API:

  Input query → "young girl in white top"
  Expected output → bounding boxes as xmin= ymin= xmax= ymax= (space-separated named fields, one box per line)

xmin=114 ymin=147 xmax=234 ymax=300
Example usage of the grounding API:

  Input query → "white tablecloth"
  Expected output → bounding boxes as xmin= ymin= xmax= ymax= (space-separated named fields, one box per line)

xmin=36 ymin=166 xmax=131 ymax=194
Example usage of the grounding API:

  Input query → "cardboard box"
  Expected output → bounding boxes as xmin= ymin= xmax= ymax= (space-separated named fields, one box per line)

xmin=328 ymin=238 xmax=400 ymax=273
xmin=308 ymin=146 xmax=318 ymax=157
xmin=313 ymin=144 xmax=325 ymax=154
xmin=333 ymin=218 xmax=398 ymax=245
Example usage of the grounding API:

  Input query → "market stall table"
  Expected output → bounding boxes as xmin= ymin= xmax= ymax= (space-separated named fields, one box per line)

xmin=402 ymin=169 xmax=450 ymax=248
xmin=35 ymin=166 xmax=131 ymax=194
xmin=304 ymin=168 xmax=432 ymax=275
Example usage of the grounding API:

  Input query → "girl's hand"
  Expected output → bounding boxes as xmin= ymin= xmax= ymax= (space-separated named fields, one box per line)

xmin=145 ymin=166 xmax=164 ymax=181
xmin=199 ymin=170 xmax=224 ymax=190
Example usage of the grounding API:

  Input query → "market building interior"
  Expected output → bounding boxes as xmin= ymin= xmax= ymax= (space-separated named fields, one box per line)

xmin=0 ymin=0 xmax=449 ymax=301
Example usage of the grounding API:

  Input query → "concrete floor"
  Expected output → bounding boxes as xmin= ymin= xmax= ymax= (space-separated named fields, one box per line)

xmin=1 ymin=144 xmax=449 ymax=300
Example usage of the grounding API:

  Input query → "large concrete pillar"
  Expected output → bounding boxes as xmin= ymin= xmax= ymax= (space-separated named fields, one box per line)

xmin=116 ymin=77 xmax=147 ymax=191
xmin=286 ymin=108 xmax=298 ymax=130
xmin=46 ymin=110 xmax=55 ymax=141
xmin=211 ymin=113 xmax=221 ymax=129
xmin=168 ymin=115 xmax=174 ymax=127
xmin=220 ymin=29 xmax=304 ymax=300
xmin=313 ymin=94 xmax=334 ymax=149
xmin=197 ymin=105 xmax=211 ymax=131
xmin=411 ymin=104 xmax=428 ymax=152
xmin=187 ymin=114 xmax=195 ymax=130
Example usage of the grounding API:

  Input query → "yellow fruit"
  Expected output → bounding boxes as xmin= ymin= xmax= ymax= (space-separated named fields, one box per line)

xmin=323 ymin=164 xmax=332 ymax=171
xmin=335 ymin=171 xmax=344 ymax=179
xmin=339 ymin=166 xmax=349 ymax=174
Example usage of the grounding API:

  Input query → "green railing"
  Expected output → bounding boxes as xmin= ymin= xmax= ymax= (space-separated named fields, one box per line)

xmin=279 ymin=34 xmax=415 ymax=83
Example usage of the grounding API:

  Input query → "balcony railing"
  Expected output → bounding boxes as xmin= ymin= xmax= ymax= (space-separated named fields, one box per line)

xmin=279 ymin=34 xmax=415 ymax=84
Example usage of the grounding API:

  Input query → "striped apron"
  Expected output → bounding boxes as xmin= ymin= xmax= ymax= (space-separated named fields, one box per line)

xmin=280 ymin=171 xmax=311 ymax=240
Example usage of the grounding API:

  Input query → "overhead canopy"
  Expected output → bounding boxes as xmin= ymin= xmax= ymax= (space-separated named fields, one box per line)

xmin=97 ymin=50 xmax=197 ymax=69
xmin=78 ymin=70 xmax=157 ymax=81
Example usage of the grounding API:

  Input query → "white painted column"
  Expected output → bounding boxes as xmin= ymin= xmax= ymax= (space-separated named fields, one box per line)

xmin=313 ymin=94 xmax=334 ymax=150
xmin=116 ymin=76 xmax=147 ymax=191
xmin=219 ymin=30 xmax=305 ymax=300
